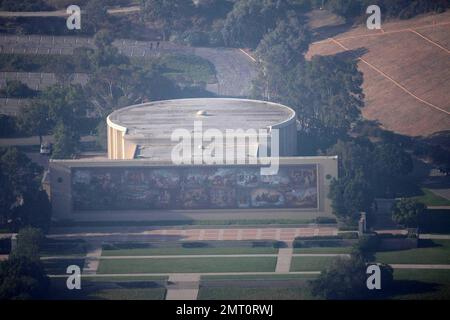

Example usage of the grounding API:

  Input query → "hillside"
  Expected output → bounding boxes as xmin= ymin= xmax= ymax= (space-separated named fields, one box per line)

xmin=307 ymin=10 xmax=450 ymax=137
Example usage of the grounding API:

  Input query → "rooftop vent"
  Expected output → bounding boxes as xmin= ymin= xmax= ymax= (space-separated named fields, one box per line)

xmin=196 ymin=110 xmax=208 ymax=116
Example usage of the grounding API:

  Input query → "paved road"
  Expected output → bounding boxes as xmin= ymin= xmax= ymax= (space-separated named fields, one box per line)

xmin=194 ymin=47 xmax=257 ymax=97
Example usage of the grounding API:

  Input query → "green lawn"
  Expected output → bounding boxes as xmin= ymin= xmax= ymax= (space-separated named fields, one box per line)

xmin=48 ymin=276 xmax=167 ymax=300
xmin=376 ymin=240 xmax=450 ymax=265
xmin=293 ymin=247 xmax=352 ymax=254
xmin=42 ymin=258 xmax=85 ymax=275
xmin=102 ymin=246 xmax=277 ymax=256
xmin=41 ymin=239 xmax=87 ymax=257
xmin=84 ymin=276 xmax=168 ymax=282
xmin=390 ymin=269 xmax=450 ymax=300
xmin=290 ymin=256 xmax=336 ymax=272
xmin=97 ymin=257 xmax=277 ymax=274
xmin=201 ymin=274 xmax=318 ymax=281
xmin=198 ymin=286 xmax=313 ymax=300
xmin=88 ymin=288 xmax=166 ymax=300
xmin=159 ymin=54 xmax=217 ymax=84
xmin=413 ymin=188 xmax=450 ymax=206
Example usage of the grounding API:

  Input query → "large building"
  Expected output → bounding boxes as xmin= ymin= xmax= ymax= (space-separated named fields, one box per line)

xmin=106 ymin=98 xmax=298 ymax=160
xmin=50 ymin=98 xmax=338 ymax=222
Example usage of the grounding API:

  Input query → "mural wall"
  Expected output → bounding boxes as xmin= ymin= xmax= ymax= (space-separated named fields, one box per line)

xmin=72 ymin=165 xmax=318 ymax=211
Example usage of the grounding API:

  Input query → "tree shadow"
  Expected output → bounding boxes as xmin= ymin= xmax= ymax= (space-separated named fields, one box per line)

xmin=377 ymin=280 xmax=440 ymax=299
xmin=418 ymin=239 xmax=442 ymax=249
xmin=332 ymin=47 xmax=369 ymax=61
xmin=310 ymin=21 xmax=355 ymax=43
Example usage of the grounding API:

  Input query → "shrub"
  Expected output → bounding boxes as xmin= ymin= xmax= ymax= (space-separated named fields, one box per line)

xmin=315 ymin=217 xmax=337 ymax=224
xmin=182 ymin=242 xmax=209 ymax=248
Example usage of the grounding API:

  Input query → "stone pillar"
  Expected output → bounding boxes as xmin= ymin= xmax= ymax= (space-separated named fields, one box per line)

xmin=358 ymin=212 xmax=367 ymax=236
xmin=10 ymin=233 xmax=18 ymax=253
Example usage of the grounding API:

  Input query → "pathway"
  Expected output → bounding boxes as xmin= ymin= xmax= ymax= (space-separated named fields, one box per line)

xmin=275 ymin=248 xmax=293 ymax=273
xmin=82 ymin=245 xmax=102 ymax=275
xmin=48 ymin=226 xmax=339 ymax=242
xmin=166 ymin=273 xmax=200 ymax=300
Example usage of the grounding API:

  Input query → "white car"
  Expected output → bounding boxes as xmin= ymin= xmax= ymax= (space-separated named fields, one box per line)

xmin=40 ymin=142 xmax=52 ymax=155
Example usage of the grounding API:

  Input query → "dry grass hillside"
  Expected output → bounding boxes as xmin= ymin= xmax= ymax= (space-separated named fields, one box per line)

xmin=307 ymin=10 xmax=450 ymax=137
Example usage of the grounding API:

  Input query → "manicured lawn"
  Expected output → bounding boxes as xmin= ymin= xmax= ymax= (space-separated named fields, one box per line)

xmin=102 ymin=246 xmax=277 ymax=256
xmin=198 ymin=286 xmax=313 ymax=300
xmin=376 ymin=240 xmax=450 ymax=265
xmin=290 ymin=256 xmax=336 ymax=272
xmin=42 ymin=258 xmax=85 ymax=275
xmin=97 ymin=257 xmax=277 ymax=274
xmin=41 ymin=239 xmax=87 ymax=257
xmin=161 ymin=54 xmax=216 ymax=83
xmin=413 ymin=188 xmax=450 ymax=206
xmin=293 ymin=247 xmax=352 ymax=254
xmin=390 ymin=269 xmax=450 ymax=300
xmin=88 ymin=288 xmax=166 ymax=300
xmin=48 ymin=278 xmax=166 ymax=300
xmin=84 ymin=276 xmax=168 ymax=282
xmin=201 ymin=274 xmax=318 ymax=280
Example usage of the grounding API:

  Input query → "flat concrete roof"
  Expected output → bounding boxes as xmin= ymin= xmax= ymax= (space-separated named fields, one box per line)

xmin=107 ymin=98 xmax=296 ymax=159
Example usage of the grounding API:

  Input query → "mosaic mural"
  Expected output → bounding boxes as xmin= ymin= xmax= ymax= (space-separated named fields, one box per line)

xmin=72 ymin=165 xmax=318 ymax=211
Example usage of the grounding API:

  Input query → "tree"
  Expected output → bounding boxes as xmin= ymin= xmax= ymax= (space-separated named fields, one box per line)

xmin=140 ymin=0 xmax=195 ymax=40
xmin=0 ymin=115 xmax=18 ymax=138
xmin=84 ymin=0 xmax=110 ymax=33
xmin=0 ymin=147 xmax=50 ymax=230
xmin=309 ymin=255 xmax=394 ymax=299
xmin=392 ymin=198 xmax=425 ymax=228
xmin=52 ymin=59 xmax=75 ymax=86
xmin=0 ymin=256 xmax=49 ymax=300
xmin=11 ymin=190 xmax=51 ymax=232
xmin=372 ymin=143 xmax=413 ymax=197
xmin=51 ymin=123 xmax=80 ymax=159
xmin=310 ymin=255 xmax=368 ymax=299
xmin=87 ymin=63 xmax=177 ymax=116
xmin=256 ymin=12 xmax=310 ymax=69
xmin=0 ymin=80 xmax=37 ymax=98
xmin=11 ymin=227 xmax=44 ymax=260
xmin=222 ymin=0 xmax=288 ymax=48
xmin=18 ymin=101 xmax=52 ymax=145
xmin=328 ymin=172 xmax=374 ymax=224
xmin=254 ymin=12 xmax=311 ymax=100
